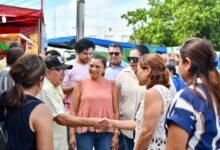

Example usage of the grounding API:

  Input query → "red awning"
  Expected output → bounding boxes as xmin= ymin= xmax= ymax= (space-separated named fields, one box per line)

xmin=0 ymin=5 xmax=43 ymax=34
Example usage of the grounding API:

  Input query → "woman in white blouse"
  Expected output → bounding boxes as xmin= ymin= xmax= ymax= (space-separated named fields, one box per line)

xmin=101 ymin=53 xmax=173 ymax=150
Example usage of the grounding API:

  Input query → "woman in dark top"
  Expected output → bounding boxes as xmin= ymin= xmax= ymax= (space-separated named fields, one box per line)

xmin=3 ymin=54 xmax=53 ymax=150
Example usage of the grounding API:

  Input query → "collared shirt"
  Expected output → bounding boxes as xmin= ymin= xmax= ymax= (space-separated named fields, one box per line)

xmin=62 ymin=59 xmax=90 ymax=103
xmin=37 ymin=77 xmax=68 ymax=150
xmin=105 ymin=60 xmax=129 ymax=81
xmin=116 ymin=67 xmax=146 ymax=139
xmin=0 ymin=66 xmax=14 ymax=91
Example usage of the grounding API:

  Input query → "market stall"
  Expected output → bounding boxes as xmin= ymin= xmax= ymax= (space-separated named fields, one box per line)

xmin=0 ymin=4 xmax=45 ymax=54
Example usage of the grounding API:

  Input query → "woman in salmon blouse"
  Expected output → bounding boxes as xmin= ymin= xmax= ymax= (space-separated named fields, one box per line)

xmin=71 ymin=54 xmax=119 ymax=150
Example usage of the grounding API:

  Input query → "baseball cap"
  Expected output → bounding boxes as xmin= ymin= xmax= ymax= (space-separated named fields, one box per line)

xmin=45 ymin=55 xmax=72 ymax=70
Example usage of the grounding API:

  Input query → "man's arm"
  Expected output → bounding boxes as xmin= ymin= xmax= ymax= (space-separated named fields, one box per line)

xmin=54 ymin=113 xmax=101 ymax=128
xmin=61 ymin=86 xmax=74 ymax=94
xmin=111 ymin=83 xmax=120 ymax=149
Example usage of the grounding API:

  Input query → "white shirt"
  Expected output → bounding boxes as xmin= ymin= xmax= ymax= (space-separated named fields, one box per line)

xmin=135 ymin=85 xmax=173 ymax=149
xmin=116 ymin=67 xmax=146 ymax=139
xmin=37 ymin=78 xmax=68 ymax=150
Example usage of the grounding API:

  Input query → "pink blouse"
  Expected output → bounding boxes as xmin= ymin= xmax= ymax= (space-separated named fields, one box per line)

xmin=75 ymin=77 xmax=115 ymax=133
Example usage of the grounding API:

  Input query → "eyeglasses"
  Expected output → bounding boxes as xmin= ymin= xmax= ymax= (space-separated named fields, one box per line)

xmin=127 ymin=57 xmax=139 ymax=63
xmin=50 ymin=68 xmax=65 ymax=74
xmin=108 ymin=52 xmax=120 ymax=56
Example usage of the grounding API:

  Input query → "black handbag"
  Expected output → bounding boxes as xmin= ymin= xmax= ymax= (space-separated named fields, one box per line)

xmin=0 ymin=91 xmax=10 ymax=150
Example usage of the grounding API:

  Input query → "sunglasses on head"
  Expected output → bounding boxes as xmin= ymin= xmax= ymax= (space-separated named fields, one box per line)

xmin=108 ymin=52 xmax=120 ymax=56
xmin=127 ymin=57 xmax=139 ymax=63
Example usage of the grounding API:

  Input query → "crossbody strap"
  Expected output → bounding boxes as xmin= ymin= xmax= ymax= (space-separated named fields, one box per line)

xmin=0 ymin=93 xmax=37 ymax=123
xmin=0 ymin=91 xmax=7 ymax=122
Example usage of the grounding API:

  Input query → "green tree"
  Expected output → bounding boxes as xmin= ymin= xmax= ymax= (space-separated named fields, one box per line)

xmin=122 ymin=0 xmax=220 ymax=51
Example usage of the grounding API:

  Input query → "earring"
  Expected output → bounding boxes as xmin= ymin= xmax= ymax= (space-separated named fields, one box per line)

xmin=36 ymin=83 xmax=41 ymax=94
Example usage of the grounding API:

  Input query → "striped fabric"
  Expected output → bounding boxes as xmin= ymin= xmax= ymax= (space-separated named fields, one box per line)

xmin=0 ymin=66 xmax=14 ymax=92
xmin=165 ymin=81 xmax=220 ymax=150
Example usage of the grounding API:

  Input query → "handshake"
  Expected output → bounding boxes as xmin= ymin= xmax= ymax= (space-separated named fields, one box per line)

xmin=93 ymin=118 xmax=114 ymax=131
xmin=54 ymin=113 xmax=120 ymax=131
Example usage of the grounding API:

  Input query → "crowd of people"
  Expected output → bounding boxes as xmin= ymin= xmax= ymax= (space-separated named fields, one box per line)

xmin=0 ymin=37 xmax=219 ymax=150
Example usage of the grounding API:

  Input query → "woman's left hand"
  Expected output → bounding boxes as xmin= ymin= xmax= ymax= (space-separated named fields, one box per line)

xmin=111 ymin=134 xmax=119 ymax=150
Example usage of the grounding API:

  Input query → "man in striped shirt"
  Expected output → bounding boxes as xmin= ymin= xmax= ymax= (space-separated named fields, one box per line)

xmin=0 ymin=46 xmax=24 ymax=92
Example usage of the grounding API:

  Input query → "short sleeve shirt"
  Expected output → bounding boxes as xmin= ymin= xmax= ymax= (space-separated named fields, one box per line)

xmin=37 ymin=77 xmax=68 ymax=150
xmin=165 ymin=81 xmax=220 ymax=150
xmin=62 ymin=59 xmax=90 ymax=103
xmin=116 ymin=67 xmax=146 ymax=138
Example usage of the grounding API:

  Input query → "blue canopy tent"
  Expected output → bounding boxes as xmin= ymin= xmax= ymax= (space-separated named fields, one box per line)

xmin=47 ymin=36 xmax=167 ymax=53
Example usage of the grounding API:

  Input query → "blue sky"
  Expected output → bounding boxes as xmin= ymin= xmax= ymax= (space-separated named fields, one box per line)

xmin=0 ymin=0 xmax=147 ymax=38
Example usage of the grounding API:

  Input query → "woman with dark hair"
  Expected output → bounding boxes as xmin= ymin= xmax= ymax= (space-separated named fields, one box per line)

xmin=166 ymin=64 xmax=185 ymax=92
xmin=135 ymin=44 xmax=150 ymax=55
xmin=71 ymin=54 xmax=119 ymax=150
xmin=1 ymin=54 xmax=53 ymax=150
xmin=165 ymin=38 xmax=220 ymax=149
xmin=101 ymin=53 xmax=173 ymax=149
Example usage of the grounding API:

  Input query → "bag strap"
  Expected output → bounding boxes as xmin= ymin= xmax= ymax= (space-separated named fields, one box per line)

xmin=0 ymin=92 xmax=37 ymax=123
xmin=0 ymin=91 xmax=6 ymax=105
xmin=22 ymin=99 xmax=37 ymax=108
xmin=0 ymin=91 xmax=7 ymax=123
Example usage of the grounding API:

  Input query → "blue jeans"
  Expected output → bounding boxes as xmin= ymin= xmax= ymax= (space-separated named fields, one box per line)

xmin=75 ymin=132 xmax=113 ymax=150
xmin=119 ymin=133 xmax=134 ymax=150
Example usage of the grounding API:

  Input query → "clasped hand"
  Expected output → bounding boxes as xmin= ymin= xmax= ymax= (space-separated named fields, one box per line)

xmin=95 ymin=118 xmax=113 ymax=131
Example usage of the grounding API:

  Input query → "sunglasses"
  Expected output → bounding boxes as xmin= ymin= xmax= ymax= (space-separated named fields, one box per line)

xmin=108 ymin=52 xmax=120 ymax=56
xmin=127 ymin=57 xmax=139 ymax=63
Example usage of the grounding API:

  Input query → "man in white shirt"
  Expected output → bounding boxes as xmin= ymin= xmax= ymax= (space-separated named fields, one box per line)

xmin=37 ymin=55 xmax=109 ymax=150
xmin=37 ymin=55 xmax=73 ymax=150
xmin=116 ymin=45 xmax=149 ymax=150
xmin=0 ymin=46 xmax=24 ymax=91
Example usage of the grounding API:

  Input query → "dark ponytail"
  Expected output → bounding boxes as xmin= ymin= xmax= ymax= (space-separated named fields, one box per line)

xmin=180 ymin=38 xmax=220 ymax=113
xmin=6 ymin=83 xmax=25 ymax=107
xmin=5 ymin=54 xmax=46 ymax=108
xmin=204 ymin=70 xmax=220 ymax=109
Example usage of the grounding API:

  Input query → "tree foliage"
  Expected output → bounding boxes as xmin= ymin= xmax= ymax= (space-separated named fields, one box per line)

xmin=122 ymin=0 xmax=220 ymax=51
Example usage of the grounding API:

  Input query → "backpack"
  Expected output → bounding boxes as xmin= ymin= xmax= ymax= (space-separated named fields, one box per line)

xmin=0 ymin=91 xmax=9 ymax=150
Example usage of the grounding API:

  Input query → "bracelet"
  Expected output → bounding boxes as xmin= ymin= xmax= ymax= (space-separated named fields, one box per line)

xmin=114 ymin=131 xmax=119 ymax=134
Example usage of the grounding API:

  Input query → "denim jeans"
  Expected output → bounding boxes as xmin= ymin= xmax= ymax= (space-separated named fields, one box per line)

xmin=75 ymin=132 xmax=113 ymax=150
xmin=119 ymin=133 xmax=134 ymax=150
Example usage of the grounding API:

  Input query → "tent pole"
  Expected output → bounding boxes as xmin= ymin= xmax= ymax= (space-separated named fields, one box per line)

xmin=76 ymin=0 xmax=85 ymax=42
xmin=41 ymin=0 xmax=44 ymax=11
